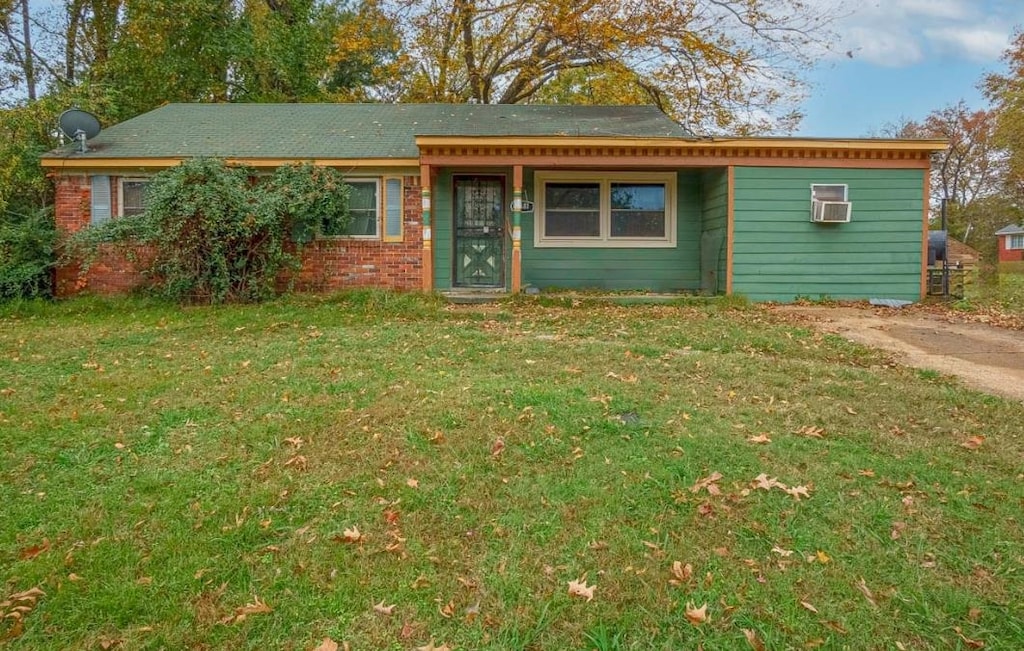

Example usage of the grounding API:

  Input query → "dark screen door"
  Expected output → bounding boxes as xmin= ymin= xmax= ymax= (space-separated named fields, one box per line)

xmin=454 ymin=176 xmax=505 ymax=288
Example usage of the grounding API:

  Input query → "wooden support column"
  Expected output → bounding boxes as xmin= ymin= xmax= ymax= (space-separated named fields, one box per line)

xmin=726 ymin=165 xmax=735 ymax=295
xmin=511 ymin=164 xmax=523 ymax=293
xmin=420 ymin=164 xmax=433 ymax=292
xmin=920 ymin=168 xmax=930 ymax=300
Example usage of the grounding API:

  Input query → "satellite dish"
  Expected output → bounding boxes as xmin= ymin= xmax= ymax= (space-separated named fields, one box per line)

xmin=58 ymin=108 xmax=101 ymax=153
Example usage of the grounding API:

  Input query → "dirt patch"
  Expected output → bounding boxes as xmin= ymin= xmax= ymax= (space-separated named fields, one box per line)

xmin=775 ymin=305 xmax=1024 ymax=403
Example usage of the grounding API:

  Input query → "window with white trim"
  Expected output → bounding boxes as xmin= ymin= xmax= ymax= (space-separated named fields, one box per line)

xmin=810 ymin=184 xmax=848 ymax=202
xmin=118 ymin=178 xmax=151 ymax=217
xmin=1008 ymin=234 xmax=1024 ymax=250
xmin=535 ymin=171 xmax=676 ymax=247
xmin=325 ymin=177 xmax=404 ymax=240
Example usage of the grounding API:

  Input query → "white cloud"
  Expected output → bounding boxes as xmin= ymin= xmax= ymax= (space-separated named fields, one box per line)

xmin=925 ymin=27 xmax=1014 ymax=62
xmin=809 ymin=0 xmax=1024 ymax=67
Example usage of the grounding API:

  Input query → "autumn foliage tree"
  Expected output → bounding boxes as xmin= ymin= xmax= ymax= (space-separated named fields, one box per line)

xmin=384 ymin=0 xmax=840 ymax=133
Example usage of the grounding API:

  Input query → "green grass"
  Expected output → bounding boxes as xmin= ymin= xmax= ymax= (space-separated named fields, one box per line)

xmin=1 ymin=293 xmax=1023 ymax=649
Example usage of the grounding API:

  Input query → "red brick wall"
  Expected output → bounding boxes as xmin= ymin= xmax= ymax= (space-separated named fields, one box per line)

xmin=290 ymin=178 xmax=424 ymax=291
xmin=53 ymin=173 xmax=425 ymax=297
xmin=997 ymin=234 xmax=1024 ymax=262
xmin=53 ymin=174 xmax=144 ymax=296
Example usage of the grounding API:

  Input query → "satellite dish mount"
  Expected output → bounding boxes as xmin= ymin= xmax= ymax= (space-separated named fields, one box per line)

xmin=58 ymin=108 xmax=101 ymax=154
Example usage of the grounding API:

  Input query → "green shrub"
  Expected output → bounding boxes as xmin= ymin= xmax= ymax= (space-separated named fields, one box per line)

xmin=0 ymin=209 xmax=56 ymax=300
xmin=66 ymin=159 xmax=351 ymax=304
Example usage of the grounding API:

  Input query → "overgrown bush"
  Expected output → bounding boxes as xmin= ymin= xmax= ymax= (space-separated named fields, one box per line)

xmin=67 ymin=158 xmax=351 ymax=303
xmin=0 ymin=209 xmax=56 ymax=300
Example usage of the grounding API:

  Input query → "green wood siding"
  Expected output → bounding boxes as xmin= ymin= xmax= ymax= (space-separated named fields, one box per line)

xmin=700 ymin=169 xmax=728 ymax=293
xmin=432 ymin=169 xmax=454 ymax=291
xmin=731 ymin=167 xmax=925 ymax=302
xmin=520 ymin=170 xmax=703 ymax=291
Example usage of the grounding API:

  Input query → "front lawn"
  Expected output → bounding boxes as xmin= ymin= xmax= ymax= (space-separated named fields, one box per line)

xmin=1 ymin=293 xmax=1022 ymax=649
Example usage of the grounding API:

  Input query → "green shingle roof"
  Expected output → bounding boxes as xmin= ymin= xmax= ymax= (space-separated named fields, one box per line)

xmin=42 ymin=103 xmax=691 ymax=161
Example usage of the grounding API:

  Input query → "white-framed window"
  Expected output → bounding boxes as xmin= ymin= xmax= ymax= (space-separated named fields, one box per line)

xmin=535 ymin=171 xmax=676 ymax=247
xmin=118 ymin=178 xmax=151 ymax=217
xmin=1008 ymin=234 xmax=1024 ymax=250
xmin=811 ymin=184 xmax=848 ymax=202
xmin=325 ymin=177 xmax=404 ymax=241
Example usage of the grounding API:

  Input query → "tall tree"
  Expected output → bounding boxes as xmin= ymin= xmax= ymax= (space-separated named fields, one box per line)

xmin=384 ymin=0 xmax=839 ymax=133
xmin=985 ymin=29 xmax=1024 ymax=199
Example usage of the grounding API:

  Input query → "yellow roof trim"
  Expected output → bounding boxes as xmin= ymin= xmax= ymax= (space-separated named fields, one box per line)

xmin=414 ymin=135 xmax=948 ymax=152
xmin=41 ymin=157 xmax=421 ymax=169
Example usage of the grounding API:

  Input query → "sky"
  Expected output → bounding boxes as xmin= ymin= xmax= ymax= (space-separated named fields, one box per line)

xmin=798 ymin=0 xmax=1024 ymax=137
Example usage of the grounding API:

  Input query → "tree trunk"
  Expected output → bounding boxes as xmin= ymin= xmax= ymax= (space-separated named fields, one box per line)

xmin=20 ymin=0 xmax=35 ymax=100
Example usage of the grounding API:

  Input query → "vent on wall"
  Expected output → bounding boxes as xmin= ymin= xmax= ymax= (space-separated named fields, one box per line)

xmin=812 ymin=200 xmax=852 ymax=223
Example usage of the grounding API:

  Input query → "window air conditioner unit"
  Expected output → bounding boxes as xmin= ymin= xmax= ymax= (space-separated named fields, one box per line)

xmin=812 ymin=200 xmax=852 ymax=223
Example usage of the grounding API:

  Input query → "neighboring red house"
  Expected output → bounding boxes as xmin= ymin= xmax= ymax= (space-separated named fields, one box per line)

xmin=995 ymin=224 xmax=1024 ymax=266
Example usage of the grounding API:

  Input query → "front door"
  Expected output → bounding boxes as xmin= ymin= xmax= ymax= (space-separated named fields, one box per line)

xmin=453 ymin=175 xmax=505 ymax=288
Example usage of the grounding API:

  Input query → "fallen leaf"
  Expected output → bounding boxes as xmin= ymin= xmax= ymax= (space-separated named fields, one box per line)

xmin=373 ymin=600 xmax=395 ymax=616
xmin=855 ymin=577 xmax=877 ymax=607
xmin=743 ymin=628 xmax=766 ymax=651
xmin=406 ymin=477 xmax=419 ymax=489
xmin=752 ymin=473 xmax=785 ymax=491
xmin=18 ymin=539 xmax=50 ymax=561
xmin=691 ymin=471 xmax=723 ymax=495
xmin=858 ymin=469 xmax=875 ymax=477
xmin=815 ymin=550 xmax=831 ymax=564
xmin=953 ymin=626 xmax=985 ymax=649
xmin=67 ymin=573 xmax=83 ymax=582
xmin=416 ymin=641 xmax=452 ymax=651
xmin=961 ymin=436 xmax=985 ymax=450
xmin=968 ymin=607 xmax=982 ymax=622
xmin=685 ymin=602 xmax=708 ymax=625
xmin=220 ymin=595 xmax=272 ymax=624
xmin=312 ymin=639 xmax=339 ymax=651
xmin=283 ymin=436 xmax=304 ymax=448
xmin=891 ymin=521 xmax=907 ymax=540
xmin=747 ymin=434 xmax=772 ymax=444
xmin=786 ymin=485 xmax=811 ymax=500
xmin=800 ymin=600 xmax=819 ymax=613
xmin=669 ymin=561 xmax=693 ymax=586
xmin=336 ymin=526 xmax=363 ymax=543
xmin=771 ymin=546 xmax=794 ymax=557
xmin=491 ymin=438 xmax=505 ymax=457
xmin=795 ymin=425 xmax=825 ymax=439
xmin=567 ymin=575 xmax=596 ymax=601
xmin=438 ymin=599 xmax=455 ymax=618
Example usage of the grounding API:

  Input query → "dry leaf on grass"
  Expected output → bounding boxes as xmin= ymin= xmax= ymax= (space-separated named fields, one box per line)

xmin=685 ymin=602 xmax=708 ymax=625
xmin=312 ymin=639 xmax=338 ymax=651
xmin=416 ymin=641 xmax=452 ymax=651
xmin=961 ymin=436 xmax=985 ymax=450
xmin=690 ymin=471 xmax=723 ymax=495
xmin=743 ymin=628 xmax=766 ymax=651
xmin=795 ymin=425 xmax=825 ymax=438
xmin=567 ymin=575 xmax=596 ymax=601
xmin=752 ymin=473 xmax=785 ymax=491
xmin=220 ymin=595 xmax=272 ymax=624
xmin=335 ymin=526 xmax=362 ymax=543
xmin=785 ymin=485 xmax=811 ymax=501
xmin=954 ymin=626 xmax=985 ymax=648
xmin=800 ymin=600 xmax=819 ymax=613
xmin=669 ymin=561 xmax=693 ymax=586
xmin=491 ymin=438 xmax=505 ymax=457
xmin=406 ymin=477 xmax=420 ymax=489
xmin=855 ymin=578 xmax=877 ymax=607
xmin=18 ymin=539 xmax=50 ymax=561
xmin=747 ymin=434 xmax=772 ymax=444
xmin=372 ymin=600 xmax=395 ymax=616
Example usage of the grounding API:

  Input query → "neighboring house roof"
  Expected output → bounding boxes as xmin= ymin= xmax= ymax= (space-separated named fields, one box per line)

xmin=994 ymin=224 xmax=1024 ymax=236
xmin=40 ymin=103 xmax=691 ymax=162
